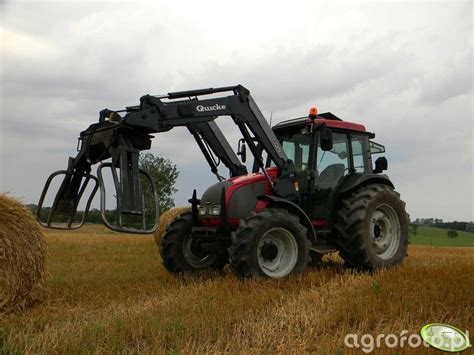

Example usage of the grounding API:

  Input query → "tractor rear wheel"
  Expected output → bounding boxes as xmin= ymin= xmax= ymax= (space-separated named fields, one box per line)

xmin=334 ymin=184 xmax=409 ymax=271
xmin=159 ymin=212 xmax=227 ymax=273
xmin=229 ymin=208 xmax=310 ymax=278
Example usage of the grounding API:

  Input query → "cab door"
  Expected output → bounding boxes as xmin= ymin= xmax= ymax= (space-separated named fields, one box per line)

xmin=311 ymin=132 xmax=351 ymax=221
xmin=311 ymin=131 xmax=372 ymax=221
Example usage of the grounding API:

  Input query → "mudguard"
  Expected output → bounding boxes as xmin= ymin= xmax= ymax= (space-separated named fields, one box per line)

xmin=326 ymin=173 xmax=396 ymax=226
xmin=258 ymin=195 xmax=317 ymax=246
xmin=338 ymin=173 xmax=394 ymax=194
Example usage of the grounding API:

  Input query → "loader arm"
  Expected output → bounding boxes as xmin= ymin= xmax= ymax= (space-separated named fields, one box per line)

xmin=123 ymin=85 xmax=291 ymax=172
xmin=37 ymin=85 xmax=297 ymax=233
xmin=187 ymin=120 xmax=248 ymax=179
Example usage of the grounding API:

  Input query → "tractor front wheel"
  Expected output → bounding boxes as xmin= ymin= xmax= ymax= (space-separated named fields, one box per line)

xmin=229 ymin=208 xmax=310 ymax=278
xmin=159 ymin=212 xmax=227 ymax=273
xmin=334 ymin=184 xmax=409 ymax=271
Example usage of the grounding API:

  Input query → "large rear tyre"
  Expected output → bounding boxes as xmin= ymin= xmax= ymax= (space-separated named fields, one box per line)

xmin=229 ymin=208 xmax=310 ymax=278
xmin=159 ymin=212 xmax=227 ymax=273
xmin=334 ymin=184 xmax=409 ymax=271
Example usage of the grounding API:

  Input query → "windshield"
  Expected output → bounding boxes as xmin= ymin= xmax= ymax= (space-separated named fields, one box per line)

xmin=279 ymin=131 xmax=311 ymax=171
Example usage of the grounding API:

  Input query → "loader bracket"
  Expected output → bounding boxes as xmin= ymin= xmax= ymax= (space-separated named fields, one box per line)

xmin=36 ymin=169 xmax=99 ymax=230
xmin=97 ymin=161 xmax=160 ymax=234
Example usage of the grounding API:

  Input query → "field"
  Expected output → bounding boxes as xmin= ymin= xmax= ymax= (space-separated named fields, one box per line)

xmin=411 ymin=226 xmax=474 ymax=247
xmin=1 ymin=225 xmax=473 ymax=354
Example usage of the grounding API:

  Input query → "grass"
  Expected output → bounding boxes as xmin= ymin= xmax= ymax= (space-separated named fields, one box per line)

xmin=411 ymin=226 xmax=474 ymax=247
xmin=1 ymin=224 xmax=473 ymax=353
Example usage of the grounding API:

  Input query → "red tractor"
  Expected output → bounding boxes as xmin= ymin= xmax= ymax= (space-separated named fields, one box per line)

xmin=38 ymin=85 xmax=409 ymax=278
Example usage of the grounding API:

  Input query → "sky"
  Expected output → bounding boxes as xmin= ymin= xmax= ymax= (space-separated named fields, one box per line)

xmin=0 ymin=1 xmax=473 ymax=221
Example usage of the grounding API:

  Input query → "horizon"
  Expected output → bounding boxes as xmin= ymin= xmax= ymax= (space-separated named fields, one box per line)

xmin=24 ymin=203 xmax=474 ymax=224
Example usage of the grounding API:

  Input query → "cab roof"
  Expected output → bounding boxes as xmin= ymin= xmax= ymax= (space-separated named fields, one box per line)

xmin=272 ymin=112 xmax=367 ymax=133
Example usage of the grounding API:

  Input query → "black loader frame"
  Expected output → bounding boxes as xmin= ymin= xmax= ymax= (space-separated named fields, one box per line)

xmin=37 ymin=85 xmax=298 ymax=233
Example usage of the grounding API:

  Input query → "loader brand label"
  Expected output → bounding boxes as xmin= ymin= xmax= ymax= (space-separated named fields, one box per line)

xmin=196 ymin=104 xmax=226 ymax=112
xmin=271 ymin=136 xmax=282 ymax=153
xmin=420 ymin=323 xmax=471 ymax=352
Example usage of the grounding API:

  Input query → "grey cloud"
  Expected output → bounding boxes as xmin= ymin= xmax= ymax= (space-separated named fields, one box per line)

xmin=173 ymin=40 xmax=409 ymax=113
xmin=417 ymin=52 xmax=473 ymax=104
xmin=1 ymin=1 xmax=472 ymax=221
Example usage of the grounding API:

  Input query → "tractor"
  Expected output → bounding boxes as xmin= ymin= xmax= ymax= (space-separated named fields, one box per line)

xmin=37 ymin=85 xmax=409 ymax=278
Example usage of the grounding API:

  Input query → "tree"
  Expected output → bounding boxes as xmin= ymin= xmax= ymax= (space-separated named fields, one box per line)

xmin=447 ymin=229 xmax=458 ymax=238
xmin=467 ymin=222 xmax=474 ymax=233
xmin=139 ymin=153 xmax=179 ymax=213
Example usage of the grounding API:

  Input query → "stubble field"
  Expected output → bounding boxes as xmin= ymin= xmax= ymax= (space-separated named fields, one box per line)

xmin=1 ymin=224 xmax=473 ymax=354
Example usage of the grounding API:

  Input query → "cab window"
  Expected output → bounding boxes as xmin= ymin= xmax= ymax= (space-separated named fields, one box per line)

xmin=351 ymin=135 xmax=370 ymax=173
xmin=280 ymin=132 xmax=310 ymax=171
xmin=315 ymin=132 xmax=349 ymax=189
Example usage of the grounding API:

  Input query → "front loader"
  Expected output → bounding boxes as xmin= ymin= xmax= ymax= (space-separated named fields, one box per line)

xmin=37 ymin=85 xmax=409 ymax=278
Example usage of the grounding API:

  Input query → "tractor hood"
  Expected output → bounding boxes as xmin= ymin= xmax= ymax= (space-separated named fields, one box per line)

xmin=199 ymin=168 xmax=278 ymax=221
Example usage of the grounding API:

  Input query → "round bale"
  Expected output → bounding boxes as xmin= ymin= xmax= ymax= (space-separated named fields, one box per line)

xmin=153 ymin=207 xmax=191 ymax=246
xmin=0 ymin=193 xmax=46 ymax=313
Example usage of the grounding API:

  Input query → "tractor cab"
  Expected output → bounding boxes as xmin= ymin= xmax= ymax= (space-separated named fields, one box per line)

xmin=272 ymin=110 xmax=387 ymax=225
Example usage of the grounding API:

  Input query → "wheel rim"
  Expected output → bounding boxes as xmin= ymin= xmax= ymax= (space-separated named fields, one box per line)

xmin=182 ymin=234 xmax=215 ymax=268
xmin=257 ymin=227 xmax=298 ymax=278
xmin=370 ymin=204 xmax=401 ymax=260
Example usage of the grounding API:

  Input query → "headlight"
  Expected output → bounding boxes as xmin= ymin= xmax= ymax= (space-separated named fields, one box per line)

xmin=198 ymin=206 xmax=207 ymax=216
xmin=209 ymin=205 xmax=221 ymax=216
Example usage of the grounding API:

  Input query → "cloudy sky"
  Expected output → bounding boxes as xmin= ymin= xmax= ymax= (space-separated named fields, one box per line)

xmin=1 ymin=1 xmax=472 ymax=221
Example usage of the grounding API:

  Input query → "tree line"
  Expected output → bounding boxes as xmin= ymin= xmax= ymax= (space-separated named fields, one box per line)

xmin=412 ymin=219 xmax=474 ymax=233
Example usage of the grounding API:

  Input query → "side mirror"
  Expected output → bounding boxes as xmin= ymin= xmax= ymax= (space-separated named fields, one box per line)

xmin=237 ymin=139 xmax=247 ymax=163
xmin=374 ymin=157 xmax=388 ymax=173
xmin=320 ymin=126 xmax=333 ymax=151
